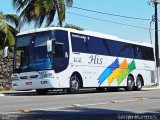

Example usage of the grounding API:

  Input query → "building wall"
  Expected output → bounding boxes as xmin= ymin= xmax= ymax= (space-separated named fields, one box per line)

xmin=0 ymin=53 xmax=13 ymax=90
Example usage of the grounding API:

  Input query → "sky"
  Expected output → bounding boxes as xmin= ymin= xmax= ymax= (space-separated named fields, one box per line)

xmin=0 ymin=0 xmax=159 ymax=44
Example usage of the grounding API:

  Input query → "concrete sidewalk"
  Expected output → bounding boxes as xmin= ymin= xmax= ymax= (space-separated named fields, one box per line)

xmin=142 ymin=86 xmax=160 ymax=90
xmin=0 ymin=90 xmax=35 ymax=96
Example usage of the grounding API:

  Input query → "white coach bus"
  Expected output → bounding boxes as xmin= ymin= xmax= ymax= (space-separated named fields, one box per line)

xmin=11 ymin=27 xmax=156 ymax=94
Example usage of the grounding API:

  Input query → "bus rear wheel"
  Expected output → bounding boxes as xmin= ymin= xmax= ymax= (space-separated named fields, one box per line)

xmin=126 ymin=76 xmax=135 ymax=91
xmin=68 ymin=75 xmax=80 ymax=94
xmin=36 ymin=89 xmax=48 ymax=95
xmin=134 ymin=76 xmax=142 ymax=91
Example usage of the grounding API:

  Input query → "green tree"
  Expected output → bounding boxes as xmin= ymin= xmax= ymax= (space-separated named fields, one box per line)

xmin=64 ymin=23 xmax=84 ymax=30
xmin=12 ymin=0 xmax=73 ymax=27
xmin=0 ymin=11 xmax=19 ymax=48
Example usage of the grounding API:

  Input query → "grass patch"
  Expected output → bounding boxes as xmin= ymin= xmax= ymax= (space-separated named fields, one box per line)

xmin=144 ymin=83 xmax=159 ymax=88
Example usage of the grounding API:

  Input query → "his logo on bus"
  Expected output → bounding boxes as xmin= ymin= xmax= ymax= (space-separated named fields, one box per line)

xmin=88 ymin=55 xmax=103 ymax=65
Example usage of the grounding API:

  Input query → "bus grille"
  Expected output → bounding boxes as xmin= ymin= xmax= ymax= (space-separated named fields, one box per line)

xmin=20 ymin=75 xmax=38 ymax=79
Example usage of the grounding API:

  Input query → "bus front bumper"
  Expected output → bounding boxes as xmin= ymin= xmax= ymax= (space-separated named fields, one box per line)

xmin=12 ymin=78 xmax=59 ymax=90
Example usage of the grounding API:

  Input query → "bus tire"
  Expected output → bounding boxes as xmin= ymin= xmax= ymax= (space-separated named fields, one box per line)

xmin=68 ymin=75 xmax=80 ymax=94
xmin=36 ymin=89 xmax=48 ymax=95
xmin=134 ymin=76 xmax=143 ymax=91
xmin=126 ymin=76 xmax=135 ymax=91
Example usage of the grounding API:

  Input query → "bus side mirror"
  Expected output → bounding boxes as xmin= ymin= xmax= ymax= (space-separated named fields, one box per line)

xmin=47 ymin=41 xmax=52 ymax=52
xmin=4 ymin=46 xmax=8 ymax=58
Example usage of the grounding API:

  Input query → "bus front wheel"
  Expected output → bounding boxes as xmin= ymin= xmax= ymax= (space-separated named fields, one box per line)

xmin=68 ymin=75 xmax=80 ymax=94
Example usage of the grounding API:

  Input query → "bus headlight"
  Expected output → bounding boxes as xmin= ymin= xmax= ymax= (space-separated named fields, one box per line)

xmin=11 ymin=75 xmax=19 ymax=80
xmin=13 ymin=83 xmax=18 ymax=86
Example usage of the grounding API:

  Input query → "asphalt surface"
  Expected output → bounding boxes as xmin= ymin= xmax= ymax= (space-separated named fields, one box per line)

xmin=0 ymin=88 xmax=160 ymax=120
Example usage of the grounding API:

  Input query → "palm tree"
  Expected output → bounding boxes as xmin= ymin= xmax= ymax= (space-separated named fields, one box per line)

xmin=0 ymin=11 xmax=19 ymax=48
xmin=12 ymin=0 xmax=73 ymax=27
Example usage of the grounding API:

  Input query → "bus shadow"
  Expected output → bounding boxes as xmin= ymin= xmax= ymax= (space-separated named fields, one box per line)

xmin=3 ymin=88 xmax=124 ymax=96
xmin=4 ymin=88 xmax=151 ymax=96
xmin=14 ymin=107 xmax=160 ymax=120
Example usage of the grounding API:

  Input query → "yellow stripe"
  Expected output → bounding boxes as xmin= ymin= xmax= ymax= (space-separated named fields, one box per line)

xmin=107 ymin=68 xmax=124 ymax=85
xmin=107 ymin=59 xmax=128 ymax=85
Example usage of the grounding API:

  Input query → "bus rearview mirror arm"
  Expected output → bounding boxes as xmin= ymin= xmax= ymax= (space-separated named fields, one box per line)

xmin=47 ymin=39 xmax=56 ymax=53
xmin=47 ymin=41 xmax=52 ymax=52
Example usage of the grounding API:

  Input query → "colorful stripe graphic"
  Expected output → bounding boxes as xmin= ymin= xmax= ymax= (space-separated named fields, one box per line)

xmin=98 ymin=59 xmax=136 ymax=86
xmin=107 ymin=59 xmax=128 ymax=85
xmin=97 ymin=58 xmax=119 ymax=85
xmin=117 ymin=60 xmax=136 ymax=85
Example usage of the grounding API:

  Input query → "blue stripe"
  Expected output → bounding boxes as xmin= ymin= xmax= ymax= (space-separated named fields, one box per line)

xmin=98 ymin=58 xmax=119 ymax=85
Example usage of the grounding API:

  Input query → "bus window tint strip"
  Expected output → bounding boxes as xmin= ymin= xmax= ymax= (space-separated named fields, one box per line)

xmin=71 ymin=33 xmax=154 ymax=61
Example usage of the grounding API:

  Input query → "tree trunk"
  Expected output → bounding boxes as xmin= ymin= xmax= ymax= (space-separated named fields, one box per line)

xmin=54 ymin=0 xmax=63 ymax=27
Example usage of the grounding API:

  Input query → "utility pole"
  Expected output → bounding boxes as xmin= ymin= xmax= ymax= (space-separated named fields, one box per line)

xmin=154 ymin=0 xmax=160 ymax=86
xmin=154 ymin=0 xmax=159 ymax=67
xmin=149 ymin=0 xmax=160 ymax=86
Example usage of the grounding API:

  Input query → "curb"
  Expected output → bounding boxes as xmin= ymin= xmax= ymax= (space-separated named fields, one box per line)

xmin=142 ymin=87 xmax=160 ymax=90
xmin=0 ymin=90 xmax=34 ymax=96
xmin=0 ymin=90 xmax=35 ymax=94
xmin=0 ymin=94 xmax=5 ymax=96
xmin=0 ymin=90 xmax=18 ymax=94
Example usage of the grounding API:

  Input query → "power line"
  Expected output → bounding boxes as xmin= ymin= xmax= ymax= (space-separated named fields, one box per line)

xmin=67 ymin=12 xmax=160 ymax=32
xmin=66 ymin=5 xmax=152 ymax=21
xmin=29 ymin=3 xmax=154 ymax=22
xmin=26 ymin=2 xmax=160 ymax=23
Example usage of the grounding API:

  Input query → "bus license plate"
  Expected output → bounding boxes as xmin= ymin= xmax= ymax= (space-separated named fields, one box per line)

xmin=26 ymin=82 xmax=32 ymax=85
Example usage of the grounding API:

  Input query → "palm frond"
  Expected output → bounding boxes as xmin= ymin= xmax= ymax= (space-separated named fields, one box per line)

xmin=12 ymin=0 xmax=33 ymax=12
xmin=64 ymin=23 xmax=84 ymax=30
xmin=19 ymin=1 xmax=36 ymax=23
xmin=56 ymin=0 xmax=65 ymax=26
xmin=6 ymin=30 xmax=15 ymax=46
xmin=0 ymin=11 xmax=19 ymax=46
xmin=45 ymin=8 xmax=56 ymax=27
xmin=4 ymin=14 xmax=19 ymax=27
xmin=34 ymin=14 xmax=46 ymax=28
xmin=65 ymin=0 xmax=73 ymax=7
xmin=12 ymin=0 xmax=74 ymax=28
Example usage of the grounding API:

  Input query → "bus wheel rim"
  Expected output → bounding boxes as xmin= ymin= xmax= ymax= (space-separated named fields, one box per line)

xmin=128 ymin=79 xmax=134 ymax=89
xmin=137 ymin=79 xmax=142 ymax=89
xmin=71 ymin=78 xmax=79 ymax=91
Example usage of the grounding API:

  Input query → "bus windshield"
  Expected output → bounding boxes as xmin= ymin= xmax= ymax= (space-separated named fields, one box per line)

xmin=13 ymin=31 xmax=53 ymax=72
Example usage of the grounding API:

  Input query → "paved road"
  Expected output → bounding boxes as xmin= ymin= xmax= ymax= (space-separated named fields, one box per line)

xmin=0 ymin=89 xmax=160 ymax=120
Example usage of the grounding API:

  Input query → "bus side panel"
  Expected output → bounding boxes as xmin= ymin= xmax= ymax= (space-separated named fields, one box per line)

xmin=79 ymin=53 xmax=156 ymax=88
xmin=134 ymin=60 xmax=156 ymax=86
xmin=114 ymin=60 xmax=156 ymax=87
xmin=53 ymin=66 xmax=84 ymax=88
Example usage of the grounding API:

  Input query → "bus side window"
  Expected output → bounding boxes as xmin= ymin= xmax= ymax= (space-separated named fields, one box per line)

xmin=134 ymin=46 xmax=142 ymax=59
xmin=119 ymin=44 xmax=134 ymax=58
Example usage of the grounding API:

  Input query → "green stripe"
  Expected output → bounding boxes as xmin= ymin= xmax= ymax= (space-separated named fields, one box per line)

xmin=117 ymin=60 xmax=136 ymax=85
